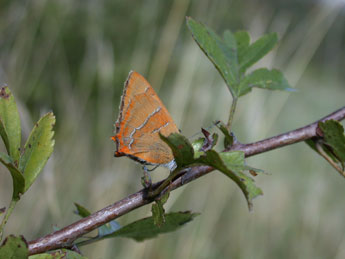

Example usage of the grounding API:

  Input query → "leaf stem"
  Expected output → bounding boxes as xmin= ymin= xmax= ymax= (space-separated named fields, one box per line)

xmin=0 ymin=199 xmax=18 ymax=241
xmin=316 ymin=142 xmax=345 ymax=177
xmin=227 ymin=97 xmax=238 ymax=131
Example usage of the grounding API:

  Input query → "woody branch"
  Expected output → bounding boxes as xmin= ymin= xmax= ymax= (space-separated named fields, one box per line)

xmin=28 ymin=106 xmax=345 ymax=255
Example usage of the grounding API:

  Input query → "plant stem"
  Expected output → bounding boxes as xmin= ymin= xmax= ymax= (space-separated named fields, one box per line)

xmin=227 ymin=97 xmax=238 ymax=132
xmin=0 ymin=199 xmax=18 ymax=241
xmin=316 ymin=142 xmax=345 ymax=177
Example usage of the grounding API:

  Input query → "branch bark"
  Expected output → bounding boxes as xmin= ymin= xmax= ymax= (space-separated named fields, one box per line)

xmin=28 ymin=106 xmax=345 ymax=255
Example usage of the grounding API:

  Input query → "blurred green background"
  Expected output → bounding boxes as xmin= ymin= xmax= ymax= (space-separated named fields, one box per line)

xmin=1 ymin=0 xmax=345 ymax=258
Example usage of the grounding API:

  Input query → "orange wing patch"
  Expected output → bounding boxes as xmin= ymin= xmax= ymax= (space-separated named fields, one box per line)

xmin=113 ymin=71 xmax=179 ymax=169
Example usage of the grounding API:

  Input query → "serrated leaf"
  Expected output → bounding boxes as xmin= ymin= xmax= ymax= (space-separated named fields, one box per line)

xmin=107 ymin=212 xmax=199 ymax=241
xmin=238 ymin=68 xmax=294 ymax=96
xmin=0 ymin=152 xmax=25 ymax=199
xmin=29 ymin=249 xmax=87 ymax=259
xmin=0 ymin=87 xmax=21 ymax=162
xmin=18 ymin=112 xmax=55 ymax=192
xmin=186 ymin=17 xmax=239 ymax=96
xmin=0 ymin=235 xmax=28 ymax=258
xmin=319 ymin=120 xmax=345 ymax=162
xmin=239 ymin=33 xmax=278 ymax=73
xmin=160 ymin=133 xmax=194 ymax=168
xmin=152 ymin=201 xmax=165 ymax=227
xmin=197 ymin=150 xmax=262 ymax=210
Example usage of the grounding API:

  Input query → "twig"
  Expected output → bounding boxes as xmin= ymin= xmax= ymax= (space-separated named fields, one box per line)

xmin=0 ymin=199 xmax=17 ymax=241
xmin=227 ymin=97 xmax=237 ymax=131
xmin=28 ymin=106 xmax=345 ymax=255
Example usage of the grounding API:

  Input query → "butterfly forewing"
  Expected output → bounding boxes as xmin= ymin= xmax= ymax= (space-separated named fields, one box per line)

xmin=114 ymin=71 xmax=179 ymax=166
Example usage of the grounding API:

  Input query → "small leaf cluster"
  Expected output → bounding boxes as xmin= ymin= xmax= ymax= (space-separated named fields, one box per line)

xmin=186 ymin=17 xmax=293 ymax=98
xmin=0 ymin=86 xmax=55 ymax=245
xmin=0 ymin=87 xmax=55 ymax=202
xmin=161 ymin=133 xmax=263 ymax=210
xmin=154 ymin=17 xmax=294 ymax=211
xmin=74 ymin=203 xmax=198 ymax=246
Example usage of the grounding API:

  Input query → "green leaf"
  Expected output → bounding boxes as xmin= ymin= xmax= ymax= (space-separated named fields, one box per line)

xmin=0 ymin=235 xmax=28 ymax=259
xmin=29 ymin=249 xmax=87 ymax=259
xmin=186 ymin=17 xmax=239 ymax=96
xmin=160 ymin=133 xmax=195 ymax=168
xmin=159 ymin=190 xmax=170 ymax=205
xmin=98 ymin=221 xmax=121 ymax=237
xmin=0 ymin=152 xmax=25 ymax=199
xmin=215 ymin=121 xmax=234 ymax=148
xmin=107 ymin=211 xmax=199 ymax=241
xmin=191 ymin=138 xmax=204 ymax=159
xmin=0 ymin=86 xmax=21 ymax=162
xmin=238 ymin=68 xmax=294 ymax=96
xmin=235 ymin=31 xmax=250 ymax=63
xmin=318 ymin=120 xmax=345 ymax=162
xmin=197 ymin=150 xmax=262 ymax=210
xmin=305 ymin=138 xmax=338 ymax=163
xmin=18 ymin=112 xmax=55 ymax=192
xmin=239 ymin=33 xmax=278 ymax=73
xmin=151 ymin=201 xmax=165 ymax=227
xmin=74 ymin=203 xmax=91 ymax=218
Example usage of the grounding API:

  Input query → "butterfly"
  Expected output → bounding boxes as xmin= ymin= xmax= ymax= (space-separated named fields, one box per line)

xmin=112 ymin=71 xmax=179 ymax=171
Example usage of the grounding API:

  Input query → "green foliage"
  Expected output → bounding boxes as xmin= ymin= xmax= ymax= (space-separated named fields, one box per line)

xmin=186 ymin=17 xmax=292 ymax=98
xmin=18 ymin=112 xmax=55 ymax=192
xmin=160 ymin=133 xmax=195 ymax=168
xmin=0 ymin=87 xmax=56 ymax=242
xmin=306 ymin=120 xmax=345 ymax=168
xmin=74 ymin=203 xmax=91 ymax=218
xmin=162 ymin=133 xmax=262 ymax=209
xmin=215 ymin=121 xmax=234 ymax=148
xmin=236 ymin=32 xmax=278 ymax=74
xmin=187 ymin=17 xmax=239 ymax=96
xmin=318 ymin=120 xmax=345 ymax=163
xmin=151 ymin=191 xmax=170 ymax=227
xmin=151 ymin=201 xmax=165 ymax=227
xmin=306 ymin=120 xmax=345 ymax=175
xmin=0 ymin=152 xmax=24 ymax=200
xmin=0 ymin=235 xmax=28 ymax=258
xmin=0 ymin=87 xmax=21 ymax=162
xmin=29 ymin=249 xmax=87 ymax=259
xmin=198 ymin=150 xmax=262 ymax=210
xmin=105 ymin=212 xmax=198 ymax=242
xmin=239 ymin=68 xmax=295 ymax=96
xmin=191 ymin=138 xmax=204 ymax=159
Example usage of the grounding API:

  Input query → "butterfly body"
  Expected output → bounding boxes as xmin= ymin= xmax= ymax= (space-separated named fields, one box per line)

xmin=113 ymin=71 xmax=178 ymax=171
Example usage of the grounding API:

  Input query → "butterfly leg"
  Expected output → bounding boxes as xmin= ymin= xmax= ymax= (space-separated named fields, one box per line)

xmin=141 ymin=166 xmax=152 ymax=189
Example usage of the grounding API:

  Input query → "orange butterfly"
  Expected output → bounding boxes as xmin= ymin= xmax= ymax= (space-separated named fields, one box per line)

xmin=112 ymin=71 xmax=178 ymax=171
